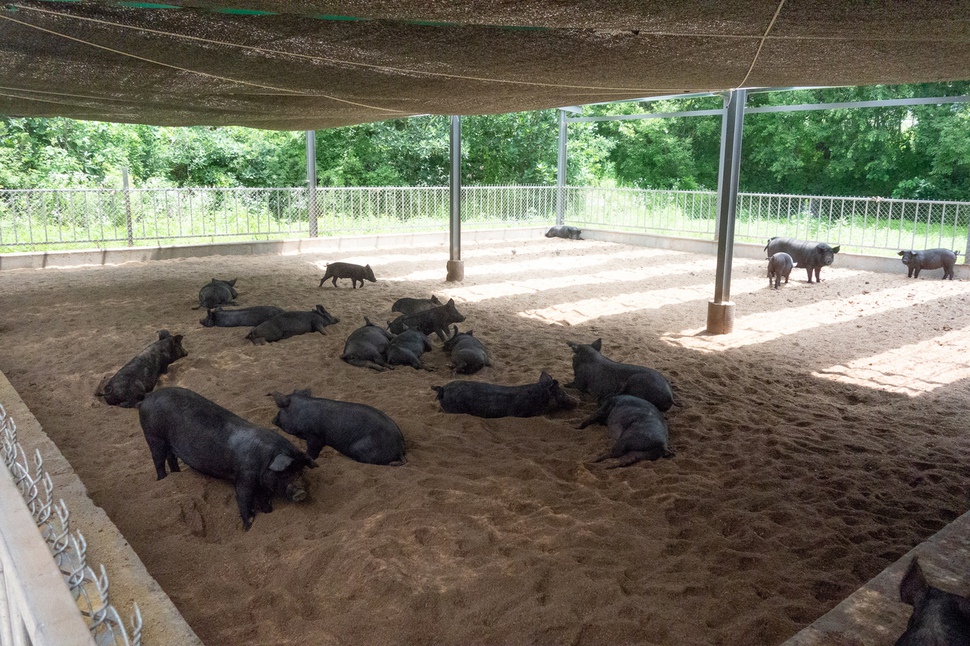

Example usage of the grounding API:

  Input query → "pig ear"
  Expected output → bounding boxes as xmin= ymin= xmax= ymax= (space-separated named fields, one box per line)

xmin=432 ymin=295 xmax=441 ymax=303
xmin=831 ymin=245 xmax=841 ymax=254
xmin=566 ymin=341 xmax=579 ymax=351
xmin=447 ymin=298 xmax=455 ymax=305
xmin=269 ymin=454 xmax=294 ymax=472
xmin=270 ymin=391 xmax=291 ymax=409
xmin=295 ymin=388 xmax=312 ymax=398
xmin=592 ymin=338 xmax=603 ymax=351
xmin=539 ymin=371 xmax=552 ymax=384
xmin=899 ymin=557 xmax=928 ymax=607
xmin=157 ymin=329 xmax=171 ymax=339
xmin=897 ymin=250 xmax=905 ymax=256
xmin=227 ymin=278 xmax=237 ymax=286
xmin=173 ymin=335 xmax=184 ymax=344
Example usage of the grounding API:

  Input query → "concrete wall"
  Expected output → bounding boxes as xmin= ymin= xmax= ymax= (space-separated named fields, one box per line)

xmin=4 ymin=227 xmax=965 ymax=280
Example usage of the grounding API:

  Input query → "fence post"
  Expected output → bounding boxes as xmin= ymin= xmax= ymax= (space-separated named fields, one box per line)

xmin=122 ymin=167 xmax=134 ymax=246
xmin=306 ymin=131 xmax=318 ymax=238
xmin=447 ymin=115 xmax=463 ymax=282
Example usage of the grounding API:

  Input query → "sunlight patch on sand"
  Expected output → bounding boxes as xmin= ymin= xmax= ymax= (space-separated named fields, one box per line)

xmin=663 ymin=280 xmax=969 ymax=356
xmin=813 ymin=324 xmax=970 ymax=396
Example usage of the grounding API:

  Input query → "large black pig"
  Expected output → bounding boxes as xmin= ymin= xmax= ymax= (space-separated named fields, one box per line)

xmin=442 ymin=326 xmax=491 ymax=374
xmin=341 ymin=318 xmax=394 ymax=370
xmin=896 ymin=556 xmax=970 ymax=645
xmin=200 ymin=305 xmax=284 ymax=328
xmin=138 ymin=387 xmax=317 ymax=530
xmin=271 ymin=389 xmax=406 ymax=465
xmin=432 ymin=372 xmax=577 ymax=418
xmin=194 ymin=277 xmax=238 ymax=309
xmin=388 ymin=298 xmax=465 ymax=341
xmin=764 ymin=236 xmax=840 ymax=283
xmin=95 ymin=330 xmax=187 ymax=408
xmin=246 ymin=305 xmax=339 ymax=344
xmin=577 ymin=394 xmax=672 ymax=468
xmin=318 ymin=262 xmax=377 ymax=288
xmin=565 ymin=339 xmax=674 ymax=411
xmin=898 ymin=248 xmax=959 ymax=280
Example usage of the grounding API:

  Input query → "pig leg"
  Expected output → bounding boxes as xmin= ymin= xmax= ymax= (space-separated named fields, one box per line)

xmin=331 ymin=277 xmax=339 ymax=287
xmin=146 ymin=438 xmax=176 ymax=479
xmin=913 ymin=266 xmax=922 ymax=278
xmin=602 ymin=449 xmax=665 ymax=469
xmin=234 ymin=481 xmax=257 ymax=530
xmin=305 ymin=439 xmax=325 ymax=460
xmin=255 ymin=490 xmax=274 ymax=514
xmin=575 ymin=402 xmax=610 ymax=429
xmin=311 ymin=320 xmax=331 ymax=335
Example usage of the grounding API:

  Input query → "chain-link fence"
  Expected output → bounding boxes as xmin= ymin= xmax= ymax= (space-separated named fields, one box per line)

xmin=1 ymin=185 xmax=967 ymax=257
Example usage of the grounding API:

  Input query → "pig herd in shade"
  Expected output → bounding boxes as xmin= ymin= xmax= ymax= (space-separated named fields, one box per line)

xmin=93 ymin=232 xmax=969 ymax=642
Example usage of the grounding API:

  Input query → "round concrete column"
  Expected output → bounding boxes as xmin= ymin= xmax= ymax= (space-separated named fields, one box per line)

xmin=446 ymin=260 xmax=464 ymax=282
xmin=706 ymin=300 xmax=735 ymax=335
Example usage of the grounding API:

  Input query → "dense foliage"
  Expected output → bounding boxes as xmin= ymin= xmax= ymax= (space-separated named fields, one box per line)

xmin=1 ymin=82 xmax=967 ymax=200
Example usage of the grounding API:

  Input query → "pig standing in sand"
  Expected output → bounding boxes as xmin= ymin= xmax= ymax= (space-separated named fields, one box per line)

xmin=139 ymin=387 xmax=317 ymax=530
xmin=764 ymin=237 xmax=840 ymax=284
xmin=898 ymin=248 xmax=959 ymax=280
xmin=319 ymin=262 xmax=376 ymax=288
xmin=767 ymin=252 xmax=793 ymax=289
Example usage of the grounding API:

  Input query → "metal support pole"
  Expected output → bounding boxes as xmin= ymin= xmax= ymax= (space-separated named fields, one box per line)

xmin=713 ymin=95 xmax=729 ymax=241
xmin=447 ymin=115 xmax=464 ymax=281
xmin=707 ymin=89 xmax=747 ymax=335
xmin=306 ymin=130 xmax=318 ymax=238
xmin=556 ymin=109 xmax=567 ymax=226
xmin=122 ymin=167 xmax=133 ymax=247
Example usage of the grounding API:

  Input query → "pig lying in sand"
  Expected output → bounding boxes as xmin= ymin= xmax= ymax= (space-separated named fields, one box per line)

xmin=96 ymin=330 xmax=187 ymax=408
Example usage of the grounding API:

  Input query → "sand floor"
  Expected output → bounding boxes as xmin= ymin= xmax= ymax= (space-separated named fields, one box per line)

xmin=1 ymin=237 xmax=969 ymax=645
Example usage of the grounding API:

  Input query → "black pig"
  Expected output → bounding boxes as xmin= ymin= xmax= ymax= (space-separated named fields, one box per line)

xmin=442 ymin=326 xmax=491 ymax=374
xmin=896 ymin=556 xmax=970 ymax=645
xmin=898 ymin=248 xmax=959 ymax=280
xmin=764 ymin=237 xmax=840 ymax=283
xmin=319 ymin=262 xmax=376 ymax=288
xmin=194 ymin=277 xmax=238 ymax=309
xmin=385 ymin=328 xmax=433 ymax=370
xmin=200 ymin=305 xmax=284 ymax=328
xmin=577 ymin=394 xmax=673 ymax=468
xmin=565 ymin=339 xmax=674 ymax=411
xmin=138 ymin=387 xmax=317 ymax=530
xmin=341 ymin=318 xmax=394 ymax=370
xmin=246 ymin=305 xmax=339 ymax=344
xmin=271 ymin=389 xmax=406 ymax=465
xmin=545 ymin=225 xmax=583 ymax=240
xmin=96 ymin=330 xmax=187 ymax=408
xmin=767 ymin=252 xmax=793 ymax=289
xmin=391 ymin=295 xmax=442 ymax=316
xmin=388 ymin=298 xmax=465 ymax=342
xmin=432 ymin=372 xmax=577 ymax=418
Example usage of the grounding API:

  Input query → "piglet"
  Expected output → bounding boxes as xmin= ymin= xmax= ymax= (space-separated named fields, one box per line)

xmin=432 ymin=372 xmax=577 ymax=418
xmin=545 ymin=225 xmax=583 ymax=240
xmin=246 ymin=305 xmax=339 ymax=344
xmin=442 ymin=325 xmax=491 ymax=374
xmin=576 ymin=394 xmax=673 ymax=468
xmin=194 ymin=278 xmax=238 ymax=309
xmin=139 ymin=387 xmax=317 ymax=530
xmin=388 ymin=298 xmax=465 ymax=342
xmin=200 ymin=306 xmax=284 ymax=328
xmin=271 ymin=389 xmax=406 ymax=465
xmin=319 ymin=262 xmax=376 ymax=288
xmin=341 ymin=318 xmax=393 ymax=371
xmin=767 ymin=252 xmax=793 ymax=289
xmin=566 ymin=339 xmax=674 ymax=411
xmin=391 ymin=295 xmax=442 ymax=316
xmin=385 ymin=327 xmax=433 ymax=370
xmin=96 ymin=330 xmax=187 ymax=408
xmin=896 ymin=556 xmax=970 ymax=645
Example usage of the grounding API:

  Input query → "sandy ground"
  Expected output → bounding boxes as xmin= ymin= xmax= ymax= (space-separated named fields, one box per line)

xmin=1 ymin=237 xmax=969 ymax=646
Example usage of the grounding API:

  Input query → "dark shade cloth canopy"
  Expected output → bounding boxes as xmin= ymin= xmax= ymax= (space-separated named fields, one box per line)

xmin=1 ymin=0 xmax=969 ymax=129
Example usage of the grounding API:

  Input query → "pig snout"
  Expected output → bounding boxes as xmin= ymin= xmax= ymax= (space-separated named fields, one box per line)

xmin=285 ymin=479 xmax=308 ymax=502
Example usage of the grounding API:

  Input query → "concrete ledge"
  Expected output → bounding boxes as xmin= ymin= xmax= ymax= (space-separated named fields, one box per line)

xmin=0 ymin=372 xmax=203 ymax=645
xmin=0 ymin=227 xmax=549 ymax=271
xmin=581 ymin=228 xmax=970 ymax=280
xmin=782 ymin=509 xmax=970 ymax=645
